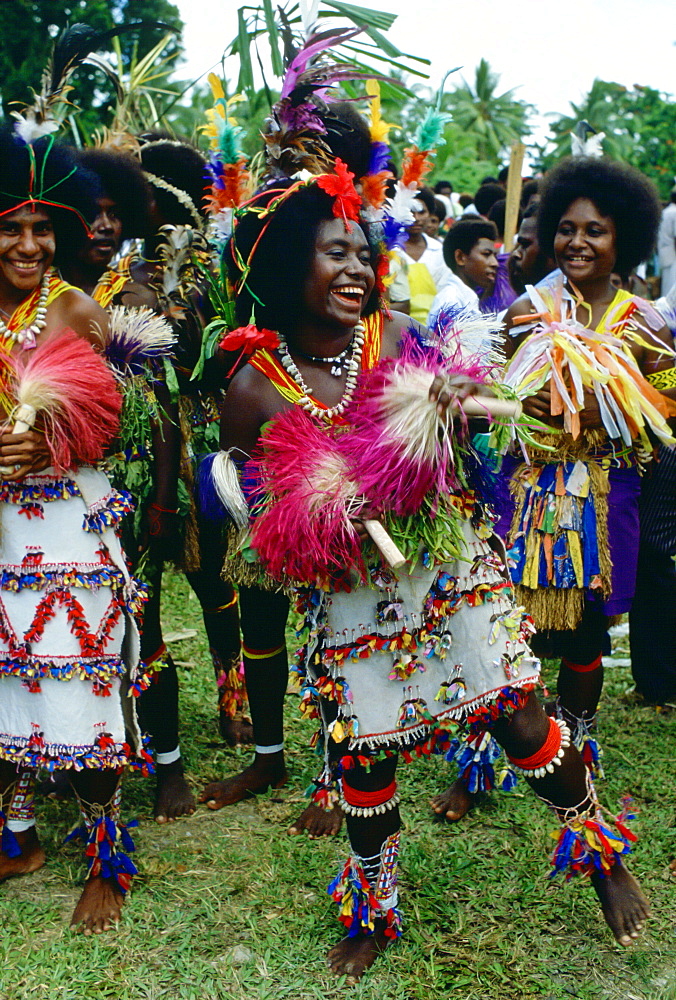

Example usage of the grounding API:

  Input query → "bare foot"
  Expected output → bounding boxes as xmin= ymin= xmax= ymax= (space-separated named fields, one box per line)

xmin=219 ymin=713 xmax=255 ymax=747
xmin=326 ymin=921 xmax=392 ymax=982
xmin=430 ymin=779 xmax=476 ymax=822
xmin=591 ymin=862 xmax=650 ymax=946
xmin=0 ymin=827 xmax=46 ymax=882
xmin=199 ymin=752 xmax=288 ymax=810
xmin=70 ymin=875 xmax=125 ymax=935
xmin=288 ymin=803 xmax=343 ymax=838
xmin=155 ymin=760 xmax=196 ymax=824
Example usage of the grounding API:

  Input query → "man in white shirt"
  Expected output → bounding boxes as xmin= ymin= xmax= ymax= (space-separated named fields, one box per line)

xmin=389 ymin=188 xmax=453 ymax=323
xmin=427 ymin=217 xmax=498 ymax=332
xmin=657 ymin=187 xmax=676 ymax=296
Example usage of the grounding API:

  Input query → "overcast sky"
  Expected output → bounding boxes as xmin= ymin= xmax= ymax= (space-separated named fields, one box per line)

xmin=175 ymin=0 xmax=676 ymax=145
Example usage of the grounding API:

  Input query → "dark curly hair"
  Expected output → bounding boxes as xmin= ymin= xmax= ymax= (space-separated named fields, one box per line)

xmin=76 ymin=147 xmax=152 ymax=240
xmin=138 ymin=135 xmax=208 ymax=226
xmin=443 ymin=218 xmax=497 ymax=273
xmin=228 ymin=181 xmax=380 ymax=331
xmin=0 ymin=126 xmax=100 ymax=265
xmin=537 ymin=157 xmax=662 ymax=275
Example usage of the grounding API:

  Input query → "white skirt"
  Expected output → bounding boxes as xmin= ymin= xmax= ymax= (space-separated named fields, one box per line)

xmin=0 ymin=467 xmax=143 ymax=770
xmin=304 ymin=520 xmax=540 ymax=753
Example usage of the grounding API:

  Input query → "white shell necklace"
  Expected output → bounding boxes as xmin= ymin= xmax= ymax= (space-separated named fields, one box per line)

xmin=0 ymin=269 xmax=50 ymax=348
xmin=278 ymin=321 xmax=365 ymax=421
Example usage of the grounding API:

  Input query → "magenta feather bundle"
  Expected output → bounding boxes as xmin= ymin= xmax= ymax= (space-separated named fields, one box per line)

xmin=10 ymin=328 xmax=122 ymax=472
xmin=250 ymin=406 xmax=365 ymax=586
xmin=339 ymin=335 xmax=493 ymax=516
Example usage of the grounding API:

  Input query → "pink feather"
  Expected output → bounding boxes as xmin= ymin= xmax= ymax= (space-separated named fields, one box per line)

xmin=250 ymin=407 xmax=365 ymax=586
xmin=340 ymin=334 xmax=492 ymax=516
xmin=12 ymin=328 xmax=122 ymax=473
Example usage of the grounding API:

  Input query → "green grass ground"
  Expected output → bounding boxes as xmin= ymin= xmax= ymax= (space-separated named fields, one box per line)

xmin=2 ymin=571 xmax=676 ymax=1000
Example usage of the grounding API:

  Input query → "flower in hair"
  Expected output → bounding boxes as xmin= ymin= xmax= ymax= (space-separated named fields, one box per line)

xmin=317 ymin=158 xmax=362 ymax=227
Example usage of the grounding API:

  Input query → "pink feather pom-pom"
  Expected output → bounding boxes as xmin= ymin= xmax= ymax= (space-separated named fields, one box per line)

xmin=250 ymin=407 xmax=364 ymax=586
xmin=13 ymin=328 xmax=122 ymax=473
xmin=340 ymin=331 xmax=494 ymax=516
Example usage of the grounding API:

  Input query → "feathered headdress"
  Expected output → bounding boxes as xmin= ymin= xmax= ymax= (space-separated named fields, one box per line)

xmin=570 ymin=120 xmax=605 ymax=158
xmin=262 ymin=20 xmax=388 ymax=179
xmin=379 ymin=71 xmax=453 ymax=251
xmin=11 ymin=21 xmax=170 ymax=144
xmin=201 ymin=74 xmax=252 ymax=246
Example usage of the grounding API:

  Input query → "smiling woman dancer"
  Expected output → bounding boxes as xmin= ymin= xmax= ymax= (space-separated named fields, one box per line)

xmin=0 ymin=127 xmax=148 ymax=933
xmin=213 ymin=170 xmax=649 ymax=981
xmin=434 ymin=156 xmax=676 ymax=823
xmin=505 ymin=158 xmax=675 ymax=747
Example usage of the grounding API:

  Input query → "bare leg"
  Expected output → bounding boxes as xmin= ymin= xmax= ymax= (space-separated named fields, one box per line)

xmin=0 ymin=764 xmax=45 ymax=881
xmin=68 ymin=769 xmax=131 ymax=935
xmin=137 ymin=574 xmax=195 ymax=823
xmin=493 ymin=692 xmax=649 ymax=946
xmin=200 ymin=586 xmax=290 ymax=809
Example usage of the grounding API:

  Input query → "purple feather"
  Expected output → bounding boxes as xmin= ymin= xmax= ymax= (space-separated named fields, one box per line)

xmin=368 ymin=141 xmax=391 ymax=174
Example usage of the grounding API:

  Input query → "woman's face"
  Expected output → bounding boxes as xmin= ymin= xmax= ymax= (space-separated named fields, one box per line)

xmin=303 ymin=218 xmax=375 ymax=329
xmin=81 ymin=196 xmax=124 ymax=269
xmin=0 ymin=205 xmax=55 ymax=298
xmin=554 ymin=197 xmax=617 ymax=284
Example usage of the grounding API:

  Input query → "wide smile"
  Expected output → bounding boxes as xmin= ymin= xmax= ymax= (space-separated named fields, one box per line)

xmin=7 ymin=259 xmax=44 ymax=274
xmin=330 ymin=285 xmax=365 ymax=306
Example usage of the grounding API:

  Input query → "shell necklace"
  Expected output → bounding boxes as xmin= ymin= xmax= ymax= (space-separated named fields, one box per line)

xmin=0 ymin=270 xmax=50 ymax=348
xmin=278 ymin=322 xmax=365 ymax=421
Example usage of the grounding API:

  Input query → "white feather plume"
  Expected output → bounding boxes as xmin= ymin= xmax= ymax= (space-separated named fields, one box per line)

xmin=212 ymin=451 xmax=249 ymax=529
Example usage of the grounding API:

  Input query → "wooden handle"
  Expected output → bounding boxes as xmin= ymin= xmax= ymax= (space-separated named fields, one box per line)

xmin=363 ymin=519 xmax=407 ymax=570
xmin=0 ymin=404 xmax=37 ymax=475
xmin=460 ymin=395 xmax=522 ymax=420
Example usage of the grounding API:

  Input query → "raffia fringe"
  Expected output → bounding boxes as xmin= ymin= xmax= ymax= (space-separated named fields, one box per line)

xmin=222 ymin=525 xmax=291 ymax=594
xmin=509 ymin=448 xmax=612 ymax=631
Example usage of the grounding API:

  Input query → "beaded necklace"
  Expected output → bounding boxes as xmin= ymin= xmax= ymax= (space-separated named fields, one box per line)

xmin=0 ymin=270 xmax=50 ymax=348
xmin=277 ymin=322 xmax=365 ymax=421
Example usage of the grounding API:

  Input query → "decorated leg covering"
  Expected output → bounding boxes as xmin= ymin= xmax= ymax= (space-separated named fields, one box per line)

xmin=507 ymin=716 xmax=571 ymax=779
xmin=329 ymin=773 xmax=402 ymax=938
xmin=329 ymin=831 xmax=402 ymax=940
xmin=0 ymin=773 xmax=35 ymax=857
xmin=67 ymin=785 xmax=138 ymax=895
xmin=538 ymin=772 xmax=636 ymax=880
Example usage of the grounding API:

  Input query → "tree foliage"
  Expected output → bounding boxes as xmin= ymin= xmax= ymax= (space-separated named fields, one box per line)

xmin=377 ymin=61 xmax=532 ymax=194
xmin=540 ymin=79 xmax=676 ymax=199
xmin=0 ymin=0 xmax=183 ymax=131
xmin=442 ymin=58 xmax=534 ymax=163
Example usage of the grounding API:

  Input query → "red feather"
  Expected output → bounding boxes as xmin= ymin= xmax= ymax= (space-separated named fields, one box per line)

xmin=12 ymin=329 xmax=122 ymax=472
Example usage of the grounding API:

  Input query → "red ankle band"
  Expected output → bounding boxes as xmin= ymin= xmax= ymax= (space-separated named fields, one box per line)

xmin=342 ymin=778 xmax=397 ymax=809
xmin=508 ymin=716 xmax=563 ymax=770
xmin=562 ymin=654 xmax=602 ymax=674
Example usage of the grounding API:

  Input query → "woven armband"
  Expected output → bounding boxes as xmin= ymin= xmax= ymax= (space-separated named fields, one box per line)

xmin=646 ymin=368 xmax=676 ymax=391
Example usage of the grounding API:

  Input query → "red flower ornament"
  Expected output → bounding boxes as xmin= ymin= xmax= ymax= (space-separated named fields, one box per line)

xmin=316 ymin=158 xmax=362 ymax=229
xmin=220 ymin=325 xmax=280 ymax=377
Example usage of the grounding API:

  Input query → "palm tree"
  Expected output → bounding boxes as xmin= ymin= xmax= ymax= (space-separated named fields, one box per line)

xmin=444 ymin=58 xmax=533 ymax=162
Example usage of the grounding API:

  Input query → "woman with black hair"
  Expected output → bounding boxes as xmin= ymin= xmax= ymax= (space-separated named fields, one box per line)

xmin=435 ymin=156 xmax=675 ymax=843
xmin=0 ymin=126 xmax=148 ymax=933
xmin=207 ymin=173 xmax=649 ymax=980
xmin=98 ymin=136 xmax=249 ymax=825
